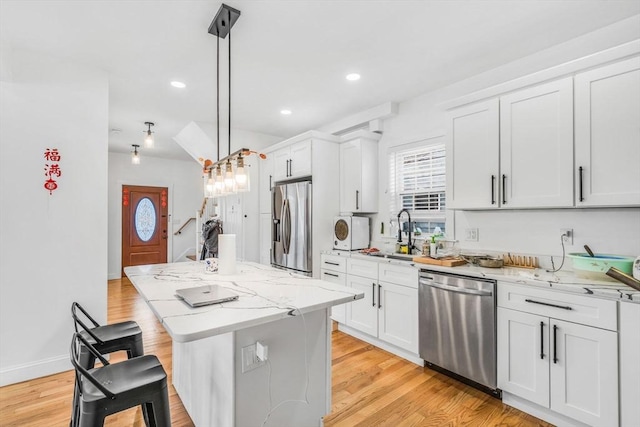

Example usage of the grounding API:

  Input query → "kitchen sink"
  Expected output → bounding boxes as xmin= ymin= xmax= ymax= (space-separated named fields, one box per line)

xmin=368 ymin=252 xmax=415 ymax=262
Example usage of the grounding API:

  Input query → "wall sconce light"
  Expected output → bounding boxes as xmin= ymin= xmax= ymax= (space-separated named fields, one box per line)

xmin=143 ymin=121 xmax=155 ymax=148
xmin=131 ymin=144 xmax=140 ymax=165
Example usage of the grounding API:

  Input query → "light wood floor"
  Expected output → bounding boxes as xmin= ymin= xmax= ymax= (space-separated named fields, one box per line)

xmin=0 ymin=278 xmax=552 ymax=427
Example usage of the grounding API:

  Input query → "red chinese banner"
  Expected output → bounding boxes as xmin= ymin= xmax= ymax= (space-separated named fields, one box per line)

xmin=44 ymin=148 xmax=61 ymax=195
xmin=161 ymin=189 xmax=167 ymax=208
xmin=123 ymin=187 xmax=130 ymax=206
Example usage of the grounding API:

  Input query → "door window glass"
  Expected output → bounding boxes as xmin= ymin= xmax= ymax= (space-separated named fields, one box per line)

xmin=135 ymin=197 xmax=156 ymax=241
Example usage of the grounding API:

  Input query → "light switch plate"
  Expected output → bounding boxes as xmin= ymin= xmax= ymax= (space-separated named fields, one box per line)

xmin=241 ymin=344 xmax=265 ymax=373
xmin=465 ymin=228 xmax=479 ymax=242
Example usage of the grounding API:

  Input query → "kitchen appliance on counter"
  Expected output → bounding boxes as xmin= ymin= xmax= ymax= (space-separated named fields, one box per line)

xmin=333 ymin=216 xmax=369 ymax=251
xmin=272 ymin=179 xmax=312 ymax=275
xmin=418 ymin=269 xmax=500 ymax=396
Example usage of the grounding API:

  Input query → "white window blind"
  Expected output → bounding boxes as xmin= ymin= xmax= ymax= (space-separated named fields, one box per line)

xmin=389 ymin=138 xmax=446 ymax=233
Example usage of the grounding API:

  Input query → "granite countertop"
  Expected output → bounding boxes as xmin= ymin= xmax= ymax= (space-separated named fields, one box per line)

xmin=322 ymin=250 xmax=640 ymax=303
xmin=124 ymin=261 xmax=364 ymax=343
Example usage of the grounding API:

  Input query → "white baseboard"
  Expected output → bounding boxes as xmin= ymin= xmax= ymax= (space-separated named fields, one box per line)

xmin=0 ymin=354 xmax=71 ymax=386
xmin=502 ymin=392 xmax=590 ymax=427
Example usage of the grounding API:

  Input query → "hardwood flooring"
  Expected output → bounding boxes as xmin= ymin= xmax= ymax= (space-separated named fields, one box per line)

xmin=0 ymin=278 xmax=551 ymax=427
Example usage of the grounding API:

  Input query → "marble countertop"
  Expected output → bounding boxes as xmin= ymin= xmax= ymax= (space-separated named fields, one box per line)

xmin=323 ymin=250 xmax=640 ymax=303
xmin=124 ymin=261 xmax=364 ymax=343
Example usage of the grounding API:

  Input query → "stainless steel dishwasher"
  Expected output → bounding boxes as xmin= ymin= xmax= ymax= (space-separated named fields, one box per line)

xmin=418 ymin=269 xmax=499 ymax=396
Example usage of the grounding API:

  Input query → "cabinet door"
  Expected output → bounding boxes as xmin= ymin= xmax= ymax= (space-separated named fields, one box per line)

xmin=446 ymin=99 xmax=500 ymax=209
xmin=289 ymin=140 xmax=312 ymax=178
xmin=346 ymin=258 xmax=378 ymax=280
xmin=272 ymin=148 xmax=290 ymax=181
xmin=500 ymin=78 xmax=574 ymax=208
xmin=345 ymin=275 xmax=377 ymax=336
xmin=320 ymin=269 xmax=347 ymax=324
xmin=497 ymin=307 xmax=550 ymax=407
xmin=340 ymin=140 xmax=362 ymax=212
xmin=259 ymin=213 xmax=271 ymax=266
xmin=550 ymin=319 xmax=618 ymax=427
xmin=575 ymin=57 xmax=640 ymax=207
xmin=377 ymin=282 xmax=418 ymax=353
xmin=259 ymin=156 xmax=273 ymax=214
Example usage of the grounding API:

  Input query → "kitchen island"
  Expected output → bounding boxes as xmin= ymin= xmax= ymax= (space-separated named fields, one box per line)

xmin=124 ymin=261 xmax=363 ymax=427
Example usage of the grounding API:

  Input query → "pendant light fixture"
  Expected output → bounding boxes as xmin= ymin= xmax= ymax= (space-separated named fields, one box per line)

xmin=203 ymin=3 xmax=259 ymax=198
xmin=131 ymin=144 xmax=140 ymax=165
xmin=143 ymin=121 xmax=155 ymax=148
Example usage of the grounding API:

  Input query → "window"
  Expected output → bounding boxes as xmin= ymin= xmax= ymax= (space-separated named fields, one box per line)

xmin=389 ymin=136 xmax=446 ymax=235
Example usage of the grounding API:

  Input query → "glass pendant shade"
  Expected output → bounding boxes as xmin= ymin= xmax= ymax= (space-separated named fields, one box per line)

xmin=224 ymin=160 xmax=235 ymax=192
xmin=131 ymin=145 xmax=140 ymax=165
xmin=204 ymin=170 xmax=215 ymax=198
xmin=235 ymin=156 xmax=249 ymax=192
xmin=144 ymin=131 xmax=154 ymax=148
xmin=214 ymin=165 xmax=225 ymax=194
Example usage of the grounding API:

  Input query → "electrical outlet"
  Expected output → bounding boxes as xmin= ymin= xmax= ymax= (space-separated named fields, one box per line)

xmin=561 ymin=228 xmax=573 ymax=245
xmin=465 ymin=228 xmax=479 ymax=242
xmin=241 ymin=344 xmax=265 ymax=373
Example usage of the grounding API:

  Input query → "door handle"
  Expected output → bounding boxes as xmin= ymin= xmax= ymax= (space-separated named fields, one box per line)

xmin=377 ymin=284 xmax=382 ymax=309
xmin=502 ymin=174 xmax=507 ymax=204
xmin=578 ymin=166 xmax=584 ymax=202
xmin=540 ymin=321 xmax=545 ymax=359
xmin=553 ymin=324 xmax=558 ymax=364
xmin=419 ymin=280 xmax=492 ymax=296
xmin=283 ymin=199 xmax=291 ymax=254
xmin=491 ymin=175 xmax=496 ymax=205
xmin=372 ymin=283 xmax=376 ymax=307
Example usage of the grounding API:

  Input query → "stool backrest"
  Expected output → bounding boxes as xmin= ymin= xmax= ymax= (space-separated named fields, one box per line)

xmin=69 ymin=332 xmax=115 ymax=399
xmin=71 ymin=302 xmax=103 ymax=344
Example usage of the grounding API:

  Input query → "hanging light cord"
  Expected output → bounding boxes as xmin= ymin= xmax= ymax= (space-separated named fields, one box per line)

xmin=228 ymin=30 xmax=232 ymax=156
xmin=216 ymin=35 xmax=220 ymax=162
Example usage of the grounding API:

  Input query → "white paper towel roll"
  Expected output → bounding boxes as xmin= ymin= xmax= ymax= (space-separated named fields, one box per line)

xmin=218 ymin=234 xmax=237 ymax=275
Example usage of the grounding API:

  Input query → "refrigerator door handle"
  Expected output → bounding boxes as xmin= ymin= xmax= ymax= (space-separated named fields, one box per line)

xmin=283 ymin=199 xmax=291 ymax=254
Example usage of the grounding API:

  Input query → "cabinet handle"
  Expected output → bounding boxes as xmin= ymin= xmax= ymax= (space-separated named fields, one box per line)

xmin=378 ymin=284 xmax=382 ymax=309
xmin=372 ymin=283 xmax=376 ymax=307
xmin=578 ymin=166 xmax=584 ymax=202
xmin=269 ymin=174 xmax=272 ymax=190
xmin=288 ymin=159 xmax=292 ymax=177
xmin=356 ymin=190 xmax=359 ymax=210
xmin=502 ymin=174 xmax=507 ymax=204
xmin=324 ymin=261 xmax=340 ymax=266
xmin=323 ymin=272 xmax=339 ymax=278
xmin=540 ymin=321 xmax=545 ymax=360
xmin=491 ymin=175 xmax=496 ymax=205
xmin=553 ymin=324 xmax=558 ymax=364
xmin=525 ymin=299 xmax=572 ymax=311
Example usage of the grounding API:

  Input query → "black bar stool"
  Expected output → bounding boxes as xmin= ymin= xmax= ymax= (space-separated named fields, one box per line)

xmin=70 ymin=302 xmax=144 ymax=426
xmin=70 ymin=332 xmax=171 ymax=427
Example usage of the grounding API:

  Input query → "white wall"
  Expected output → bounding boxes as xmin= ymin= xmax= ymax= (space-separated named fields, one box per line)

xmin=369 ymin=16 xmax=640 ymax=261
xmin=107 ymin=152 xmax=203 ymax=279
xmin=0 ymin=49 xmax=108 ymax=385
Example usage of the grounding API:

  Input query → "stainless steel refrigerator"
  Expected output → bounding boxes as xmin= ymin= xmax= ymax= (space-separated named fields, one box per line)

xmin=271 ymin=179 xmax=312 ymax=275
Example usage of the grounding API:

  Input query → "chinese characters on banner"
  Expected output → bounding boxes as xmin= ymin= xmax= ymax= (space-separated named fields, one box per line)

xmin=44 ymin=148 xmax=61 ymax=195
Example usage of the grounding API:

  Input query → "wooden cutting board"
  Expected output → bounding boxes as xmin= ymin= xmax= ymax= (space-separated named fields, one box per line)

xmin=412 ymin=256 xmax=467 ymax=267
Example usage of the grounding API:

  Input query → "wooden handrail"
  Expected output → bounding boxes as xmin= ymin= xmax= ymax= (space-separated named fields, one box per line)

xmin=174 ymin=217 xmax=196 ymax=235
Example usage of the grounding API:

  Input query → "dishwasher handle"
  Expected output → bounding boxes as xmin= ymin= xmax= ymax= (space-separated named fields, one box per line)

xmin=419 ymin=279 xmax=493 ymax=297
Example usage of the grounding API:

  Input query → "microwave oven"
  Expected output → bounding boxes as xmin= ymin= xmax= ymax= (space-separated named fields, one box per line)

xmin=333 ymin=216 xmax=369 ymax=251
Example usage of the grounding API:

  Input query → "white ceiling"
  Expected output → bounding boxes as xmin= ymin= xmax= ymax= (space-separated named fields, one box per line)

xmin=2 ymin=0 xmax=639 ymax=161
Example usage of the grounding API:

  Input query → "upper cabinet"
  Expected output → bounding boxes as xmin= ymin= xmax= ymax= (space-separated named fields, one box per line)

xmin=259 ymin=155 xmax=273 ymax=214
xmin=447 ymin=57 xmax=639 ymax=210
xmin=574 ymin=57 xmax=640 ymax=207
xmin=273 ymin=140 xmax=312 ymax=181
xmin=446 ymin=99 xmax=500 ymax=209
xmin=499 ymin=78 xmax=574 ymax=208
xmin=339 ymin=132 xmax=380 ymax=213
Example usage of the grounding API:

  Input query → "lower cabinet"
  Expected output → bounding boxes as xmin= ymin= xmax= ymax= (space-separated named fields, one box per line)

xmin=320 ymin=254 xmax=348 ymax=324
xmin=497 ymin=282 xmax=619 ymax=427
xmin=344 ymin=258 xmax=419 ymax=355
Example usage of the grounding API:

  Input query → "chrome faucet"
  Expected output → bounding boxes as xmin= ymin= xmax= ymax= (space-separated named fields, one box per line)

xmin=397 ymin=209 xmax=412 ymax=251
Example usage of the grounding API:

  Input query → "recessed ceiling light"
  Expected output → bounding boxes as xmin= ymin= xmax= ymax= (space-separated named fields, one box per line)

xmin=346 ymin=73 xmax=361 ymax=81
xmin=280 ymin=109 xmax=292 ymax=115
xmin=171 ymin=81 xmax=186 ymax=88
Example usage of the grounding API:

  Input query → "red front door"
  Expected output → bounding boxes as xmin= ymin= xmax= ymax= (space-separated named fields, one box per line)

xmin=122 ymin=185 xmax=168 ymax=276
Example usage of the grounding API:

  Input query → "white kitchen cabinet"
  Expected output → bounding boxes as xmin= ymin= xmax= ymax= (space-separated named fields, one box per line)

xmin=259 ymin=155 xmax=273 ymax=214
xmin=344 ymin=259 xmax=419 ymax=355
xmin=499 ymin=78 xmax=574 ymax=208
xmin=259 ymin=213 xmax=271 ymax=266
xmin=377 ymin=280 xmax=418 ymax=353
xmin=339 ymin=132 xmax=380 ymax=213
xmin=497 ymin=282 xmax=619 ymax=427
xmin=273 ymin=139 xmax=312 ymax=181
xmin=446 ymin=99 xmax=500 ymax=209
xmin=320 ymin=254 xmax=348 ymax=324
xmin=575 ymin=56 xmax=640 ymax=207
xmin=620 ymin=302 xmax=640 ymax=427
